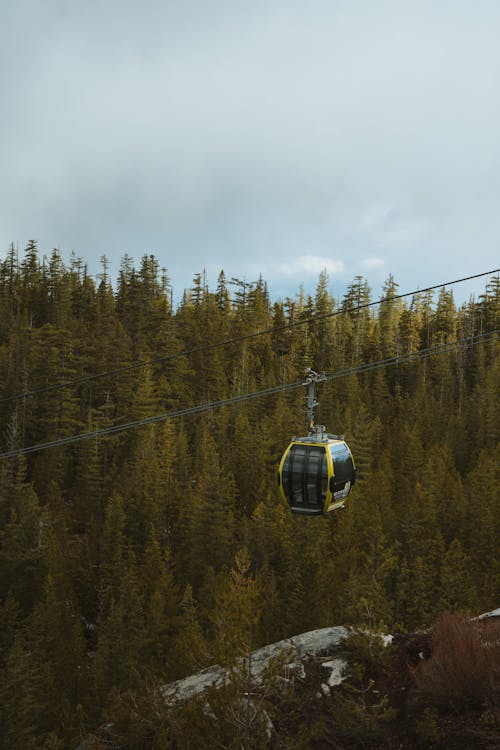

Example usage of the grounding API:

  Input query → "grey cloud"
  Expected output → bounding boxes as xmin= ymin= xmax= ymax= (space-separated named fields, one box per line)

xmin=1 ymin=1 xmax=499 ymax=301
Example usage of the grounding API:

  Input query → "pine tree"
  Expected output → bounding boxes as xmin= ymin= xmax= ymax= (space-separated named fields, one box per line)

xmin=307 ymin=270 xmax=336 ymax=369
xmin=98 ymin=491 xmax=127 ymax=616
xmin=378 ymin=274 xmax=403 ymax=358
xmin=188 ymin=422 xmax=238 ymax=578
xmin=0 ymin=590 xmax=20 ymax=666
xmin=139 ymin=530 xmax=180 ymax=677
xmin=432 ymin=287 xmax=456 ymax=344
xmin=194 ymin=547 xmax=278 ymax=749
xmin=215 ymin=270 xmax=231 ymax=313
xmin=341 ymin=275 xmax=372 ymax=365
xmin=0 ymin=466 xmax=43 ymax=613
xmin=93 ymin=550 xmax=144 ymax=707
xmin=343 ymin=507 xmax=396 ymax=630
xmin=210 ymin=547 xmax=261 ymax=665
xmin=463 ymin=446 xmax=500 ymax=607
xmin=399 ymin=483 xmax=445 ymax=628
xmin=1 ymin=633 xmax=41 ymax=750
xmin=172 ymin=584 xmax=210 ymax=677
xmin=438 ymin=539 xmax=477 ymax=612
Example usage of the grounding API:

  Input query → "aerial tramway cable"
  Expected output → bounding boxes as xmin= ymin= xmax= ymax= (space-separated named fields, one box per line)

xmin=0 ymin=329 xmax=497 ymax=460
xmin=1 ymin=268 xmax=498 ymax=405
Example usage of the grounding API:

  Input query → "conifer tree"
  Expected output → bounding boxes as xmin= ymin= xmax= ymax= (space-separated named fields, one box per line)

xmin=0 ymin=466 xmax=43 ymax=613
xmin=215 ymin=269 xmax=231 ymax=313
xmin=93 ymin=550 xmax=144 ymax=707
xmin=343 ymin=507 xmax=396 ymax=630
xmin=98 ymin=492 xmax=127 ymax=617
xmin=432 ymin=287 xmax=456 ymax=343
xmin=172 ymin=584 xmax=210 ymax=677
xmin=188 ymin=422 xmax=238 ymax=578
xmin=1 ymin=249 xmax=499 ymax=747
xmin=438 ymin=538 xmax=477 ymax=612
xmin=1 ymin=633 xmax=41 ymax=750
xmin=378 ymin=274 xmax=403 ymax=358
xmin=210 ymin=546 xmax=261 ymax=665
xmin=341 ymin=275 xmax=372 ymax=365
xmin=463 ymin=446 xmax=500 ymax=607
xmin=196 ymin=548 xmax=277 ymax=750
xmin=139 ymin=530 xmax=180 ymax=677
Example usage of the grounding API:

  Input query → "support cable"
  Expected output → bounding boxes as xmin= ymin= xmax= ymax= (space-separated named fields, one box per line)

xmin=1 ymin=329 xmax=496 ymax=460
xmin=1 ymin=268 xmax=498 ymax=404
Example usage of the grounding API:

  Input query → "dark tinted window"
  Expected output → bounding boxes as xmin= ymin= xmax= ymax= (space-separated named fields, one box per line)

xmin=305 ymin=447 xmax=325 ymax=506
xmin=282 ymin=445 xmax=326 ymax=510
xmin=330 ymin=443 xmax=353 ymax=484
xmin=282 ymin=451 xmax=291 ymax=498
xmin=291 ymin=447 xmax=306 ymax=504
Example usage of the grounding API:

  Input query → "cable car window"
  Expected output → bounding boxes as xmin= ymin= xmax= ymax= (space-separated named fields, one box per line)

xmin=330 ymin=443 xmax=353 ymax=484
xmin=321 ymin=454 xmax=328 ymax=498
xmin=291 ymin=446 xmax=306 ymax=505
xmin=305 ymin=447 xmax=324 ymax=507
xmin=281 ymin=451 xmax=291 ymax=496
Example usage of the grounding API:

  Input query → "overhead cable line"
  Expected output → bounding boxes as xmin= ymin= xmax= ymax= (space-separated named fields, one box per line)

xmin=1 ymin=329 xmax=497 ymax=460
xmin=1 ymin=268 xmax=498 ymax=405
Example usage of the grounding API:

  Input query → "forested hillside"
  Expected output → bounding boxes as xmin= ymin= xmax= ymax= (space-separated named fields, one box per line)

xmin=0 ymin=242 xmax=498 ymax=749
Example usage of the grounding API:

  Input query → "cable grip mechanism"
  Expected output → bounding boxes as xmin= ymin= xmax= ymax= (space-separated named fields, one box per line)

xmin=303 ymin=368 xmax=326 ymax=437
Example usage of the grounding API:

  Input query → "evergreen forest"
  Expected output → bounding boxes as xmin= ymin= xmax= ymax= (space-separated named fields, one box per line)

xmin=0 ymin=242 xmax=498 ymax=749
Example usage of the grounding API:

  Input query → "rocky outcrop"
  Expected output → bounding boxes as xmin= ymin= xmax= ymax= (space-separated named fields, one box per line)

xmin=161 ymin=625 xmax=349 ymax=705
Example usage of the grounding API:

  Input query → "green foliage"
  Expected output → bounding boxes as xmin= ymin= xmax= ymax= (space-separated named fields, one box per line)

xmin=210 ymin=547 xmax=261 ymax=665
xmin=0 ymin=245 xmax=498 ymax=746
xmin=327 ymin=675 xmax=398 ymax=748
xmin=414 ymin=706 xmax=445 ymax=747
xmin=341 ymin=627 xmax=392 ymax=678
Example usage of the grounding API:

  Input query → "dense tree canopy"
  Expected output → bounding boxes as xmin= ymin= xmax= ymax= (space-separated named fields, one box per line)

xmin=0 ymin=243 xmax=498 ymax=748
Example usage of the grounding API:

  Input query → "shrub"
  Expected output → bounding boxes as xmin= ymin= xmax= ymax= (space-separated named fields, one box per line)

xmin=414 ymin=706 xmax=444 ymax=746
xmin=342 ymin=627 xmax=392 ymax=677
xmin=414 ymin=611 xmax=500 ymax=713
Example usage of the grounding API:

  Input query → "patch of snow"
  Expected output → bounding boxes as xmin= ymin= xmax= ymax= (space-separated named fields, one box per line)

xmin=321 ymin=658 xmax=348 ymax=687
xmin=284 ymin=662 xmax=306 ymax=680
xmin=477 ymin=607 xmax=500 ymax=620
xmin=352 ymin=628 xmax=393 ymax=646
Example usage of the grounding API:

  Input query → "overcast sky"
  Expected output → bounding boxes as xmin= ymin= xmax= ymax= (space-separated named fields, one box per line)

xmin=1 ymin=0 xmax=499 ymax=304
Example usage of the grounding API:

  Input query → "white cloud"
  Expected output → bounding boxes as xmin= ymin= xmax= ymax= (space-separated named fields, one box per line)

xmin=276 ymin=255 xmax=345 ymax=276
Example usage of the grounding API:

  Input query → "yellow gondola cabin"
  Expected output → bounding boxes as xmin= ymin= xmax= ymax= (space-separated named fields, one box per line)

xmin=278 ymin=433 xmax=356 ymax=515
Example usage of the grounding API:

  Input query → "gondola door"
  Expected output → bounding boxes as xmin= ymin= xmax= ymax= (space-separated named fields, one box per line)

xmin=281 ymin=443 xmax=328 ymax=514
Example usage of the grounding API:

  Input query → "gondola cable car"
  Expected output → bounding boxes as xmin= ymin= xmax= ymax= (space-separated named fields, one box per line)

xmin=278 ymin=369 xmax=356 ymax=515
